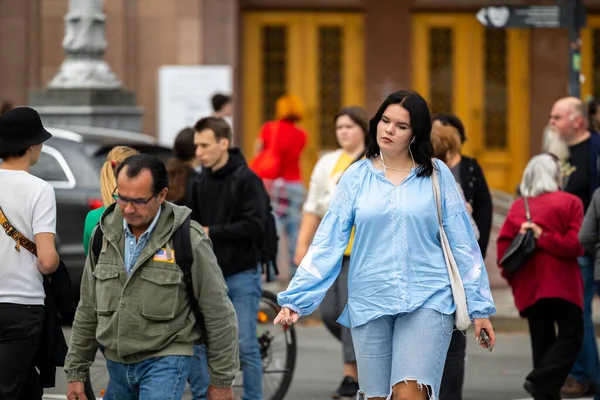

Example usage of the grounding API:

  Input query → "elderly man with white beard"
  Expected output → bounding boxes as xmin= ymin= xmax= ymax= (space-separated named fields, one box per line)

xmin=545 ymin=97 xmax=600 ymax=399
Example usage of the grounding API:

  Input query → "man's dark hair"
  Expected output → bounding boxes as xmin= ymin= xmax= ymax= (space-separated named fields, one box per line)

xmin=194 ymin=117 xmax=232 ymax=142
xmin=0 ymin=148 xmax=28 ymax=160
xmin=211 ymin=93 xmax=232 ymax=113
xmin=433 ymin=113 xmax=466 ymax=144
xmin=115 ymin=154 xmax=169 ymax=194
xmin=0 ymin=101 xmax=12 ymax=115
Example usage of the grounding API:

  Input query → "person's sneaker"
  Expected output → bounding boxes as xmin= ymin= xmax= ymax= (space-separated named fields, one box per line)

xmin=332 ymin=376 xmax=359 ymax=398
xmin=560 ymin=377 xmax=590 ymax=398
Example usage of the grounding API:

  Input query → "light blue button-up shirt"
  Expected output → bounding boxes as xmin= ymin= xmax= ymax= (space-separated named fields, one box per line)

xmin=123 ymin=207 xmax=161 ymax=276
xmin=278 ymin=159 xmax=496 ymax=328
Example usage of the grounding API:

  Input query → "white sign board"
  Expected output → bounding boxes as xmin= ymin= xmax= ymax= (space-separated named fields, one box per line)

xmin=158 ymin=65 xmax=232 ymax=147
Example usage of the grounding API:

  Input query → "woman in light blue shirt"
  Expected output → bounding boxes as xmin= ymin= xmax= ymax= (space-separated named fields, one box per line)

xmin=274 ymin=90 xmax=496 ymax=400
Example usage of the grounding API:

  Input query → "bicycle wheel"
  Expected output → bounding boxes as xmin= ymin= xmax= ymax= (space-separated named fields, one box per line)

xmin=233 ymin=289 xmax=297 ymax=400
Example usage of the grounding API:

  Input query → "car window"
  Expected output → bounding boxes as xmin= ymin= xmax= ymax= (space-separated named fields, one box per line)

xmin=30 ymin=148 xmax=75 ymax=188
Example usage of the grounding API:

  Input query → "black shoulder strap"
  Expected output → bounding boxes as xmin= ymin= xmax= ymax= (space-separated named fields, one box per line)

xmin=91 ymin=226 xmax=104 ymax=261
xmin=173 ymin=215 xmax=206 ymax=337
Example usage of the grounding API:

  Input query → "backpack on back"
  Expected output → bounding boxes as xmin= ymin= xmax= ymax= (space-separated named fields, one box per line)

xmin=90 ymin=215 xmax=206 ymax=339
xmin=229 ymin=167 xmax=279 ymax=282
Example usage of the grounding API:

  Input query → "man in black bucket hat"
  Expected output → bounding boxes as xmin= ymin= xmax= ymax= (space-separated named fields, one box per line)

xmin=0 ymin=106 xmax=53 ymax=153
xmin=0 ymin=106 xmax=59 ymax=400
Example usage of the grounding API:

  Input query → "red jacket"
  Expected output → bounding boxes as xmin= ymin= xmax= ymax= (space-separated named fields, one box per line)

xmin=254 ymin=120 xmax=306 ymax=182
xmin=497 ymin=191 xmax=585 ymax=313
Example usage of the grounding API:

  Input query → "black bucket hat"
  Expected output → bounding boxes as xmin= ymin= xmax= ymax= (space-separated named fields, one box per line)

xmin=0 ymin=107 xmax=52 ymax=152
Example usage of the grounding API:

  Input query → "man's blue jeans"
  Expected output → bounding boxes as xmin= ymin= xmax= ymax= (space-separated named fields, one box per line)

xmin=570 ymin=255 xmax=600 ymax=397
xmin=103 ymin=355 xmax=191 ymax=400
xmin=188 ymin=266 xmax=263 ymax=400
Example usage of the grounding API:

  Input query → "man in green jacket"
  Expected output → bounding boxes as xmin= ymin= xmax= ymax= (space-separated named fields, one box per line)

xmin=64 ymin=154 xmax=238 ymax=400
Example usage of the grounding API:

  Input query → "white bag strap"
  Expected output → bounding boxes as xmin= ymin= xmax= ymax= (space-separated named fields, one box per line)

xmin=431 ymin=165 xmax=471 ymax=331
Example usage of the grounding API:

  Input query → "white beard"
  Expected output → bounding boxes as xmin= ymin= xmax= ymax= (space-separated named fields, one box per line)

xmin=542 ymin=126 xmax=570 ymax=161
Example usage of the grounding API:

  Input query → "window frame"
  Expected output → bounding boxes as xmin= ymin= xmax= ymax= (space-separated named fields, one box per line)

xmin=31 ymin=146 xmax=77 ymax=189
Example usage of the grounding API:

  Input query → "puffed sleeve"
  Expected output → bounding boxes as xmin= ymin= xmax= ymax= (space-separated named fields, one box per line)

xmin=277 ymin=162 xmax=361 ymax=316
xmin=437 ymin=160 xmax=496 ymax=320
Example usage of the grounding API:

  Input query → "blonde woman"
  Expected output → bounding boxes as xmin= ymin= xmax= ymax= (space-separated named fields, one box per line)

xmin=82 ymin=146 xmax=139 ymax=255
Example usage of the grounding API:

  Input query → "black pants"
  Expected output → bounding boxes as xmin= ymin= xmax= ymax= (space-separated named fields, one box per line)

xmin=439 ymin=329 xmax=466 ymax=400
xmin=0 ymin=303 xmax=44 ymax=400
xmin=524 ymin=298 xmax=584 ymax=400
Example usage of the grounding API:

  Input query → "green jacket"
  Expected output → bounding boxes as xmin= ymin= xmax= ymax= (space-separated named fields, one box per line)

xmin=64 ymin=202 xmax=239 ymax=387
xmin=83 ymin=206 xmax=105 ymax=256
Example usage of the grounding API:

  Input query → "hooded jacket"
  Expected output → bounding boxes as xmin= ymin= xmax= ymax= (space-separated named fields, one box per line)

xmin=64 ymin=202 xmax=239 ymax=387
xmin=192 ymin=148 xmax=266 ymax=277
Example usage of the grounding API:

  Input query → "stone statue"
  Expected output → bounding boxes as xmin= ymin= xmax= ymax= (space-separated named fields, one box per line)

xmin=48 ymin=0 xmax=121 ymax=89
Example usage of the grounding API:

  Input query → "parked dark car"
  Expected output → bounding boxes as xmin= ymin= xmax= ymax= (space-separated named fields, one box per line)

xmin=30 ymin=125 xmax=174 ymax=299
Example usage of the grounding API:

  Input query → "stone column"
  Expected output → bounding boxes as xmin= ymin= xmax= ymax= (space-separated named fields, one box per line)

xmin=48 ymin=0 xmax=121 ymax=89
xmin=29 ymin=0 xmax=143 ymax=132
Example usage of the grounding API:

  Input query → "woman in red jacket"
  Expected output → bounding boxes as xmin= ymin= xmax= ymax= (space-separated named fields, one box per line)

xmin=497 ymin=153 xmax=584 ymax=400
xmin=251 ymin=94 xmax=307 ymax=280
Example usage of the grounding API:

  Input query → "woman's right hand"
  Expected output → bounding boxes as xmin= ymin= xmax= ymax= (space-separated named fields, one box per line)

xmin=274 ymin=307 xmax=299 ymax=326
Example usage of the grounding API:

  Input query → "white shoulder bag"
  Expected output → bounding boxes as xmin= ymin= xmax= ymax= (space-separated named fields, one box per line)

xmin=431 ymin=168 xmax=472 ymax=331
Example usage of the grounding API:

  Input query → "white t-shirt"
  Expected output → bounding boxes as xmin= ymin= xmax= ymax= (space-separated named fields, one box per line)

xmin=0 ymin=169 xmax=56 ymax=305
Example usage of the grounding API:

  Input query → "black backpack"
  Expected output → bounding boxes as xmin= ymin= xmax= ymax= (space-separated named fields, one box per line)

xmin=90 ymin=215 xmax=206 ymax=339
xmin=195 ymin=167 xmax=280 ymax=282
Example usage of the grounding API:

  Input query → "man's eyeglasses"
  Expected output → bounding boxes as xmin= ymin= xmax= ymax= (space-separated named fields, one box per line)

xmin=112 ymin=187 xmax=155 ymax=207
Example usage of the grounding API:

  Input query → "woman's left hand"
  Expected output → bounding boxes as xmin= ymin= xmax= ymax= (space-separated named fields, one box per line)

xmin=474 ymin=318 xmax=496 ymax=351
xmin=520 ymin=221 xmax=542 ymax=239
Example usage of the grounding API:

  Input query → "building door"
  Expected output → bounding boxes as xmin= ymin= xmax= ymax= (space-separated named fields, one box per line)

xmin=412 ymin=14 xmax=530 ymax=193
xmin=582 ymin=16 xmax=600 ymax=105
xmin=242 ymin=12 xmax=365 ymax=184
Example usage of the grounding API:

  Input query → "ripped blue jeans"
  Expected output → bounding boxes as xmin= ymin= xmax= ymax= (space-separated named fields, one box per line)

xmin=350 ymin=308 xmax=453 ymax=399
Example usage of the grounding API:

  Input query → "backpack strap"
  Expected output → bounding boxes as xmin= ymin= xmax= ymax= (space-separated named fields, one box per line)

xmin=91 ymin=226 xmax=104 ymax=262
xmin=173 ymin=215 xmax=206 ymax=339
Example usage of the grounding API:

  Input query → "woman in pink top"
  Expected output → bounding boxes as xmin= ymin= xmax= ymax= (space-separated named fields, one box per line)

xmin=251 ymin=94 xmax=307 ymax=279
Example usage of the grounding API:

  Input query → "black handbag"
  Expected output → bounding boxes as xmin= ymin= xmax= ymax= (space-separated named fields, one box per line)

xmin=499 ymin=197 xmax=537 ymax=273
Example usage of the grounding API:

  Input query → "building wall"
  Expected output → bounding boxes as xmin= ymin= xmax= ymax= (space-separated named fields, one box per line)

xmin=0 ymin=0 xmax=229 ymax=137
xmin=1 ymin=0 xmax=598 ymax=162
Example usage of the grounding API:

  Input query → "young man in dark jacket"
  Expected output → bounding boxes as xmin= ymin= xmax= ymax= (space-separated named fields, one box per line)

xmin=190 ymin=117 xmax=267 ymax=400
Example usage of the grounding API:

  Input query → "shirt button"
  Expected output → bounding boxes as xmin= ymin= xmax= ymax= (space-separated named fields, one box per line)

xmin=469 ymin=182 xmax=474 ymax=187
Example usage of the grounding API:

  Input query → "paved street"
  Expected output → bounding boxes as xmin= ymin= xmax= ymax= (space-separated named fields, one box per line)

xmin=42 ymin=325 xmax=596 ymax=400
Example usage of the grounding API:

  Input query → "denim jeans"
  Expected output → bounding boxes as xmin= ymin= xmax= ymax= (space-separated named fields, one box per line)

xmin=103 ymin=355 xmax=191 ymax=400
xmin=188 ymin=266 xmax=263 ymax=400
xmin=351 ymin=308 xmax=453 ymax=399
xmin=570 ymin=255 xmax=600 ymax=396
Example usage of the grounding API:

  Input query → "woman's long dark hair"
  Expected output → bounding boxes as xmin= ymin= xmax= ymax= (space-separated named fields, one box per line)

xmin=166 ymin=127 xmax=196 ymax=205
xmin=366 ymin=90 xmax=434 ymax=177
